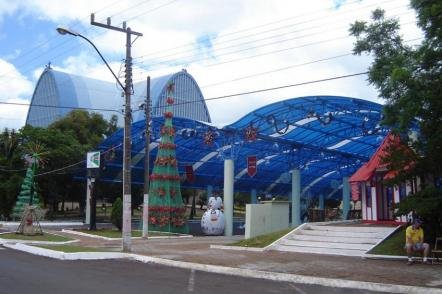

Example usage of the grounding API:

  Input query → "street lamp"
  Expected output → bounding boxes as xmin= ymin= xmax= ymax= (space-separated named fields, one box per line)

xmin=56 ymin=27 xmax=124 ymax=90
xmin=57 ymin=22 xmax=141 ymax=252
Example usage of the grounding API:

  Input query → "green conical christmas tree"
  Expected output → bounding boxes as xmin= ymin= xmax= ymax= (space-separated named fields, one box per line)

xmin=148 ymin=83 xmax=188 ymax=234
xmin=12 ymin=159 xmax=41 ymax=219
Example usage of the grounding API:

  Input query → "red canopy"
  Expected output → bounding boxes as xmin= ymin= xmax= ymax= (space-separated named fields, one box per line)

xmin=349 ymin=133 xmax=399 ymax=183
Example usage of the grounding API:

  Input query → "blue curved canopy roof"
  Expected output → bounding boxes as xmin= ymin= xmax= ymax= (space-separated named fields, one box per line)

xmin=97 ymin=95 xmax=388 ymax=199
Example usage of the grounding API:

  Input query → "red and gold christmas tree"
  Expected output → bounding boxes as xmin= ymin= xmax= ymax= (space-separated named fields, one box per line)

xmin=148 ymin=83 xmax=188 ymax=233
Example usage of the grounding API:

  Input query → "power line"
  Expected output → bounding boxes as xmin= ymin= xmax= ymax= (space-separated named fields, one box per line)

xmin=4 ymin=72 xmax=368 ymax=177
xmin=134 ymin=2 xmax=409 ymax=63
xmin=203 ymin=72 xmax=369 ymax=103
xmin=133 ymin=18 xmax=414 ymax=71
xmin=1 ymin=0 xmax=401 ymax=81
xmin=35 ymin=143 xmax=124 ymax=177
xmin=0 ymin=0 xmax=126 ymax=78
xmin=0 ymin=167 xmax=27 ymax=172
xmin=200 ymin=53 xmax=354 ymax=88
xmin=0 ymin=71 xmax=369 ymax=115
xmin=0 ymin=101 xmax=121 ymax=113
xmin=0 ymin=0 xmax=178 ymax=80
xmin=146 ymin=71 xmax=369 ymax=112
xmin=133 ymin=0 xmax=399 ymax=59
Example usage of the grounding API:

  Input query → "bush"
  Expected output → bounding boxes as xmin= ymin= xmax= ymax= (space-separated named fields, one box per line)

xmin=111 ymin=197 xmax=123 ymax=231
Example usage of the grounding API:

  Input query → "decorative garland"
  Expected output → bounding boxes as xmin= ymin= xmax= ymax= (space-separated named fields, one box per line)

xmin=160 ymin=126 xmax=176 ymax=137
xmin=154 ymin=156 xmax=178 ymax=167
xmin=148 ymin=206 xmax=186 ymax=227
xmin=154 ymin=187 xmax=178 ymax=198
xmin=166 ymin=97 xmax=174 ymax=105
xmin=157 ymin=187 xmax=166 ymax=197
xmin=159 ymin=143 xmax=176 ymax=150
xmin=204 ymin=129 xmax=215 ymax=145
xmin=150 ymin=174 xmax=181 ymax=181
xmin=244 ymin=124 xmax=258 ymax=141
xmin=164 ymin=111 xmax=173 ymax=119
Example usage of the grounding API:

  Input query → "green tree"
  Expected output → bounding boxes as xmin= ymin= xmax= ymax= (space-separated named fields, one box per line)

xmin=0 ymin=129 xmax=24 ymax=218
xmin=50 ymin=110 xmax=110 ymax=148
xmin=106 ymin=114 xmax=119 ymax=137
xmin=111 ymin=197 xmax=123 ymax=231
xmin=350 ymin=1 xmax=442 ymax=240
xmin=0 ymin=111 xmax=118 ymax=218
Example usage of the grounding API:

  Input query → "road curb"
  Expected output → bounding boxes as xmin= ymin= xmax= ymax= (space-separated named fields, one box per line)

xmin=209 ymin=244 xmax=265 ymax=252
xmin=0 ymin=232 xmax=79 ymax=245
xmin=3 ymin=242 xmax=441 ymax=294
xmin=0 ymin=221 xmax=84 ymax=228
xmin=3 ymin=243 xmax=127 ymax=260
xmin=130 ymin=254 xmax=442 ymax=294
xmin=61 ymin=229 xmax=193 ymax=240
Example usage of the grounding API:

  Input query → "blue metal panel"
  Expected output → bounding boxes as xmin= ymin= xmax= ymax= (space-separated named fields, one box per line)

xmin=96 ymin=96 xmax=389 ymax=199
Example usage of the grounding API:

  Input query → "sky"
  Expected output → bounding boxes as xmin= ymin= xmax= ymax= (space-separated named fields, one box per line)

xmin=0 ymin=0 xmax=423 ymax=130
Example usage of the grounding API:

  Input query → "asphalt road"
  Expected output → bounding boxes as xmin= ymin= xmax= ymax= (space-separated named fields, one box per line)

xmin=0 ymin=247 xmax=381 ymax=294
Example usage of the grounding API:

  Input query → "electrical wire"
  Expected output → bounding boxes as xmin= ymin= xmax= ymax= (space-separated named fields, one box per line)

xmin=1 ymin=71 xmax=372 ymax=177
xmin=34 ymin=142 xmax=124 ymax=177
xmin=0 ymin=0 xmax=403 ymax=81
xmin=133 ymin=0 xmax=399 ymax=59
xmin=133 ymin=18 xmax=415 ymax=71
xmin=0 ymin=0 xmax=179 ymax=80
xmin=0 ymin=101 xmax=121 ymax=113
xmin=134 ymin=2 xmax=410 ymax=63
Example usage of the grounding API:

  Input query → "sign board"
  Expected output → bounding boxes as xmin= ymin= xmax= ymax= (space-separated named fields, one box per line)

xmin=87 ymin=151 xmax=100 ymax=169
xmin=247 ymin=155 xmax=257 ymax=177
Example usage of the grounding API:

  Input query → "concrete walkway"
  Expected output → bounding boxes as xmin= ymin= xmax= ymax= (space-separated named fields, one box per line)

xmin=2 ymin=224 xmax=442 ymax=292
xmin=43 ymin=229 xmax=442 ymax=290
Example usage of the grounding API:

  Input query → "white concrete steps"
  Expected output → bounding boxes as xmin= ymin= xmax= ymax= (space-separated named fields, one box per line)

xmin=298 ymin=229 xmax=386 ymax=239
xmin=268 ymin=222 xmax=398 ymax=257
xmin=306 ymin=224 xmax=392 ymax=233
xmin=279 ymin=239 xmax=373 ymax=251
xmin=287 ymin=234 xmax=378 ymax=245
xmin=271 ymin=243 xmax=365 ymax=257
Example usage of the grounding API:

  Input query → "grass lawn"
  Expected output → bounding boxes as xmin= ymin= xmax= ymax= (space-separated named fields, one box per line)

xmin=33 ymin=244 xmax=114 ymax=253
xmin=231 ymin=227 xmax=294 ymax=248
xmin=0 ymin=232 xmax=73 ymax=242
xmin=368 ymin=227 xmax=407 ymax=256
xmin=77 ymin=229 xmax=181 ymax=238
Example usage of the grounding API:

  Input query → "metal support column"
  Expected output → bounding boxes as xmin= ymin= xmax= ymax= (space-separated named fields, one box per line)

xmin=224 ymin=159 xmax=234 ymax=236
xmin=291 ymin=169 xmax=301 ymax=227
xmin=342 ymin=177 xmax=350 ymax=220
xmin=251 ymin=189 xmax=257 ymax=204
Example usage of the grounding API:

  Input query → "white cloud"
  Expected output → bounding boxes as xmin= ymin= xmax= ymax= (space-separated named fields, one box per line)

xmin=0 ymin=59 xmax=33 ymax=130
xmin=4 ymin=0 xmax=423 ymax=127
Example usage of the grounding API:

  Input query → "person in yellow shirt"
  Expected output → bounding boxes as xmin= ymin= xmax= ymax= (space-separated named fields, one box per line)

xmin=405 ymin=219 xmax=430 ymax=265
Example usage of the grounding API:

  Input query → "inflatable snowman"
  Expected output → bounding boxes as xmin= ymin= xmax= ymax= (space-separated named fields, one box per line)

xmin=201 ymin=196 xmax=225 ymax=235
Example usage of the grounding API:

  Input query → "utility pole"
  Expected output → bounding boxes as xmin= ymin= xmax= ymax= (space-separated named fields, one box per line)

xmin=90 ymin=14 xmax=143 ymax=252
xmin=142 ymin=76 xmax=151 ymax=238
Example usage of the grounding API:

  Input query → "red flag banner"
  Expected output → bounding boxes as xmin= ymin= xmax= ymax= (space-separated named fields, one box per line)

xmin=247 ymin=156 xmax=257 ymax=177
xmin=185 ymin=165 xmax=194 ymax=182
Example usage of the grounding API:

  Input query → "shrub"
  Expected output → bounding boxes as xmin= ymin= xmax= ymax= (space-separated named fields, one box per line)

xmin=111 ymin=197 xmax=123 ymax=231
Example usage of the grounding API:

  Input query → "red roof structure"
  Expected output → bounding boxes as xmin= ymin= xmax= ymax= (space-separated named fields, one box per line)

xmin=349 ymin=133 xmax=407 ymax=201
xmin=349 ymin=133 xmax=399 ymax=183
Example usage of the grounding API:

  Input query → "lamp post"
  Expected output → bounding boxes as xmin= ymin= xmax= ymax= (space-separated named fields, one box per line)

xmin=57 ymin=19 xmax=142 ymax=252
xmin=56 ymin=28 xmax=124 ymax=90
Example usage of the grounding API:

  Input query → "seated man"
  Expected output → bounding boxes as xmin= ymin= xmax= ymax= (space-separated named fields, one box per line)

xmin=405 ymin=219 xmax=430 ymax=265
